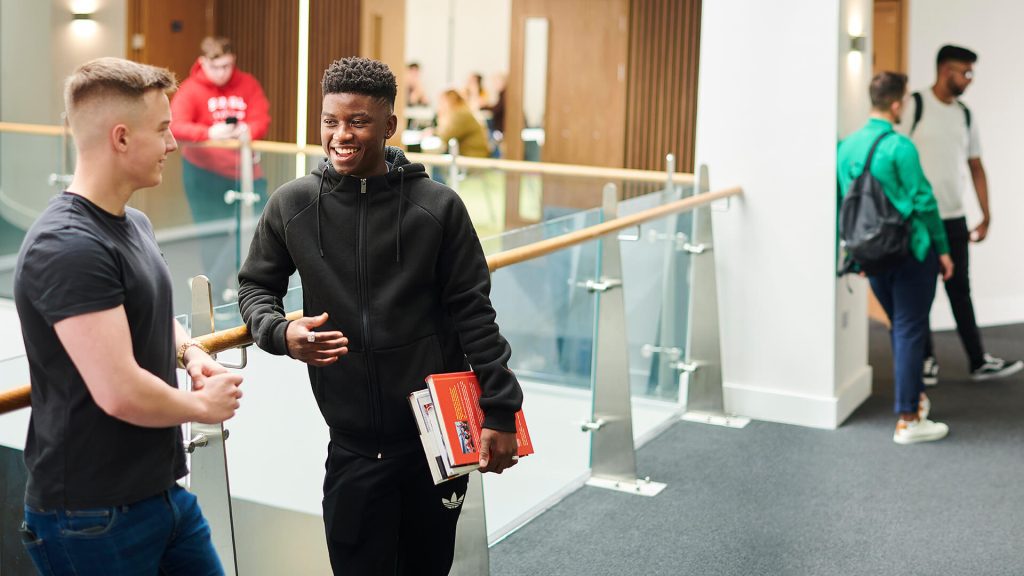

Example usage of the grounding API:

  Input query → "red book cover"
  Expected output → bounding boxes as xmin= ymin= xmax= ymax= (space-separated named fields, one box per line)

xmin=425 ymin=371 xmax=534 ymax=467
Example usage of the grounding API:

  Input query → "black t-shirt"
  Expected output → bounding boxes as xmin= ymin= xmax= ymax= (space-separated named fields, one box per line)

xmin=14 ymin=192 xmax=186 ymax=509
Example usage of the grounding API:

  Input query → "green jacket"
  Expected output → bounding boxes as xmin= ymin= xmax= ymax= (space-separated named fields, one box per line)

xmin=837 ymin=118 xmax=949 ymax=261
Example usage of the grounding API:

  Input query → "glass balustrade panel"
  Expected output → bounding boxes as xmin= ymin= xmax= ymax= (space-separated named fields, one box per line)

xmin=0 ymin=131 xmax=67 ymax=298
xmin=481 ymin=207 xmax=601 ymax=539
xmin=617 ymin=185 xmax=697 ymax=441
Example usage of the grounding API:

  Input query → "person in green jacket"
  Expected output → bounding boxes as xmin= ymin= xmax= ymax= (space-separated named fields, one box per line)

xmin=837 ymin=71 xmax=954 ymax=445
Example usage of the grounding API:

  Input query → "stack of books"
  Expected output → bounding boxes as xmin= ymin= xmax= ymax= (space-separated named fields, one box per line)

xmin=409 ymin=371 xmax=534 ymax=484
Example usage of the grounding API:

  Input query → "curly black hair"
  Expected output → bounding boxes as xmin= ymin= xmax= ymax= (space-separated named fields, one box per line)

xmin=321 ymin=57 xmax=397 ymax=107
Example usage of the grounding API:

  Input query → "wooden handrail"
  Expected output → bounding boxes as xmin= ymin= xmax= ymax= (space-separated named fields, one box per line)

xmin=487 ymin=186 xmax=740 ymax=271
xmin=0 ymin=387 xmax=29 ymax=415
xmin=0 ymin=122 xmax=67 ymax=136
xmin=200 ymin=142 xmax=694 ymax=182
xmin=0 ymin=122 xmax=693 ymax=183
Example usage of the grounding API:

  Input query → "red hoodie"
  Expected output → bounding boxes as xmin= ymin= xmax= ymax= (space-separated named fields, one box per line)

xmin=171 ymin=59 xmax=271 ymax=179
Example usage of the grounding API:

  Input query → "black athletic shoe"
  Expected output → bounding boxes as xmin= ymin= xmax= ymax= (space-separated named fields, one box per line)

xmin=971 ymin=355 xmax=1024 ymax=381
xmin=923 ymin=356 xmax=939 ymax=386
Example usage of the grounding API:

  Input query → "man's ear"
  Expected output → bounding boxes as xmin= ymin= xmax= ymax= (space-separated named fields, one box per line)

xmin=386 ymin=114 xmax=398 ymax=140
xmin=111 ymin=124 xmax=130 ymax=152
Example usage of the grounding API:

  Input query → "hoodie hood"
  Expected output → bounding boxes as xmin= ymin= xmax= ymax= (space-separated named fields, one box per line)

xmin=312 ymin=146 xmax=430 ymax=262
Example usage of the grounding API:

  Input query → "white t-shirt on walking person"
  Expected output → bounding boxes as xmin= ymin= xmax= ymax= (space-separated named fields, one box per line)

xmin=897 ymin=88 xmax=982 ymax=220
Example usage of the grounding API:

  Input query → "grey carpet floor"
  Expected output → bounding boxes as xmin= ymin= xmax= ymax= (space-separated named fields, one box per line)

xmin=490 ymin=323 xmax=1024 ymax=576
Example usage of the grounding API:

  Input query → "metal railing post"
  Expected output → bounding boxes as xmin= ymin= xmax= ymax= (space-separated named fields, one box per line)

xmin=448 ymin=138 xmax=461 ymax=193
xmin=450 ymin=472 xmax=490 ymax=576
xmin=649 ymin=153 xmax=686 ymax=397
xmin=187 ymin=275 xmax=239 ymax=574
xmin=680 ymin=166 xmax=749 ymax=428
xmin=237 ymin=131 xmax=257 ymax=264
xmin=583 ymin=184 xmax=666 ymax=496
xmin=221 ymin=133 xmax=259 ymax=302
xmin=664 ymin=152 xmax=676 ymax=197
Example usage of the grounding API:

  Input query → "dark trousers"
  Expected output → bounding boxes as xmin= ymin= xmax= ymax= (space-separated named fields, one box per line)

xmin=869 ymin=251 xmax=939 ymax=414
xmin=923 ymin=217 xmax=985 ymax=370
xmin=322 ymin=441 xmax=469 ymax=576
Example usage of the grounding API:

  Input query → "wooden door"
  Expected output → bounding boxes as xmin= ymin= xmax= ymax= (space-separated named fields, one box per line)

xmin=508 ymin=0 xmax=630 ymax=167
xmin=125 ymin=0 xmax=214 ymax=227
xmin=126 ymin=0 xmax=215 ymax=83
xmin=873 ymin=0 xmax=907 ymax=75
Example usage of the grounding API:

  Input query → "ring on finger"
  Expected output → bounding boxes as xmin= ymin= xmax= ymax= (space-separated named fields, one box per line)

xmin=307 ymin=332 xmax=316 ymax=343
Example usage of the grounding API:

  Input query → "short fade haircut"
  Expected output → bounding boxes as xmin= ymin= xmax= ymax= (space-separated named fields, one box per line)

xmin=937 ymin=44 xmax=977 ymax=67
xmin=201 ymin=36 xmax=233 ymax=59
xmin=64 ymin=57 xmax=176 ymax=121
xmin=869 ymin=71 xmax=907 ymax=110
xmin=321 ymin=57 xmax=397 ymax=108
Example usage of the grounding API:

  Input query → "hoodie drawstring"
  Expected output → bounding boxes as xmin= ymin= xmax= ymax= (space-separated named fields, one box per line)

xmin=316 ymin=171 xmax=326 ymax=257
xmin=316 ymin=149 xmax=411 ymax=261
xmin=396 ymin=167 xmax=405 ymax=263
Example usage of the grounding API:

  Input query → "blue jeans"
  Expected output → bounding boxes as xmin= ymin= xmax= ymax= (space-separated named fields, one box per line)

xmin=868 ymin=251 xmax=939 ymax=415
xmin=21 ymin=485 xmax=224 ymax=576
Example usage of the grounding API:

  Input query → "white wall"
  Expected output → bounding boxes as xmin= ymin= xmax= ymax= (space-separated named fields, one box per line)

xmin=404 ymin=0 xmax=510 ymax=105
xmin=0 ymin=0 xmax=125 ymax=228
xmin=834 ymin=0 xmax=874 ymax=424
xmin=696 ymin=0 xmax=869 ymax=428
xmin=907 ymin=1 xmax=1024 ymax=331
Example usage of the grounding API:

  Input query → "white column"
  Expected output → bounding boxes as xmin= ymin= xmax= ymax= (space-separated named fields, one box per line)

xmin=694 ymin=0 xmax=872 ymax=429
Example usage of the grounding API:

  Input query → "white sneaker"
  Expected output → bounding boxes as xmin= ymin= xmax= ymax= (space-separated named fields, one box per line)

xmin=918 ymin=393 xmax=930 ymax=421
xmin=893 ymin=418 xmax=948 ymax=445
xmin=922 ymin=356 xmax=939 ymax=386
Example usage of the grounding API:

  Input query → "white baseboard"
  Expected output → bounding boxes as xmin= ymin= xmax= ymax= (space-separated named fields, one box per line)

xmin=723 ymin=365 xmax=872 ymax=430
xmin=931 ymin=293 xmax=1024 ymax=331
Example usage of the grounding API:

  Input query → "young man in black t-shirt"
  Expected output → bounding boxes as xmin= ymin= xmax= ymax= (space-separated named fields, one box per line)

xmin=14 ymin=57 xmax=243 ymax=575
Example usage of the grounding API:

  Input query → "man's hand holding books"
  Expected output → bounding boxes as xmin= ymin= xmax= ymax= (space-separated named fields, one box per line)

xmin=478 ymin=429 xmax=518 ymax=474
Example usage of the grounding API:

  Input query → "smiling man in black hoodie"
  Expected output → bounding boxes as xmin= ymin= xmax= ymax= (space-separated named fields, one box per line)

xmin=237 ymin=57 xmax=523 ymax=575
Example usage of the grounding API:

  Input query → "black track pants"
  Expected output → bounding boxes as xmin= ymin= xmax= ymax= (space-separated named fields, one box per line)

xmin=924 ymin=217 xmax=985 ymax=370
xmin=322 ymin=441 xmax=470 ymax=576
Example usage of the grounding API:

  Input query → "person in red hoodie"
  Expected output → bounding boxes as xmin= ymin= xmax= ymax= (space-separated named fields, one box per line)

xmin=171 ymin=36 xmax=270 ymax=300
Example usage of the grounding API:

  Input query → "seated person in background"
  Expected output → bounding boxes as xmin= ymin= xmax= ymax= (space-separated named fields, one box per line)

xmin=481 ymin=73 xmax=507 ymax=157
xmin=404 ymin=62 xmax=434 ymax=133
xmin=430 ymin=89 xmax=491 ymax=158
xmin=462 ymin=72 xmax=488 ymax=113
xmin=406 ymin=62 xmax=429 ymax=107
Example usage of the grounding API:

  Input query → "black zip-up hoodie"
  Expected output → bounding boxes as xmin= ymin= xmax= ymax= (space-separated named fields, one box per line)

xmin=238 ymin=147 xmax=522 ymax=458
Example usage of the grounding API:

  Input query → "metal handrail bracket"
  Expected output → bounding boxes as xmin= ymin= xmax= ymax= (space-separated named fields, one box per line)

xmin=187 ymin=276 xmax=240 ymax=575
xmin=680 ymin=165 xmax=749 ymax=429
xmin=584 ymin=183 xmax=666 ymax=497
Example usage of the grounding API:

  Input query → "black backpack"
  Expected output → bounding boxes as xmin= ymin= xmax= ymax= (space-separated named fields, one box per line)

xmin=838 ymin=131 xmax=909 ymax=276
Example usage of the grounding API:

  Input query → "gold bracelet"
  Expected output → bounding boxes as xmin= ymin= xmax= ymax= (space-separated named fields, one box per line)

xmin=176 ymin=340 xmax=211 ymax=369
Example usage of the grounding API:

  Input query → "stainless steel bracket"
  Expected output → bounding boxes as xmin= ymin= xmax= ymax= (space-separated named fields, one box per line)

xmin=586 ymin=183 xmax=666 ymax=497
xmin=187 ymin=275 xmax=239 ymax=575
xmin=579 ymin=278 xmax=623 ymax=292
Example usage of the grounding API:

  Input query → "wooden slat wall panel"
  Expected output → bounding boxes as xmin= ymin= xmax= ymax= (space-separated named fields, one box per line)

xmin=216 ymin=0 xmax=299 ymax=143
xmin=624 ymin=0 xmax=701 ymax=179
xmin=307 ymin=0 xmax=361 ymax=145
